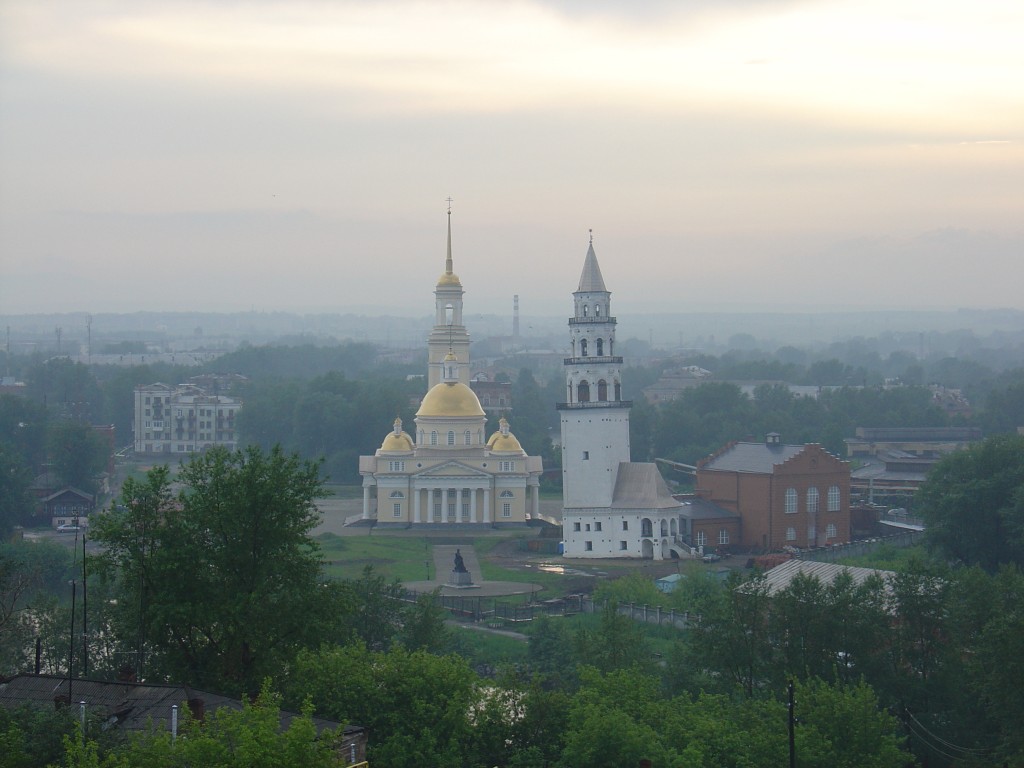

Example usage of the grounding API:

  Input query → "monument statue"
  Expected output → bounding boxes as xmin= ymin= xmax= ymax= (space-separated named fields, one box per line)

xmin=453 ymin=548 xmax=468 ymax=573
xmin=448 ymin=547 xmax=474 ymax=587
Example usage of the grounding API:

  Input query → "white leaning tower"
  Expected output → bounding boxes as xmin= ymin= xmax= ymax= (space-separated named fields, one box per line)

xmin=559 ymin=235 xmax=682 ymax=559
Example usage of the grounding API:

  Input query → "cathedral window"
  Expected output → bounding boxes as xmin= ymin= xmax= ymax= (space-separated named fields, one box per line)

xmin=583 ymin=304 xmax=588 ymax=317
xmin=464 ymin=430 xmax=472 ymax=445
xmin=390 ymin=490 xmax=405 ymax=498
xmin=447 ymin=430 xmax=455 ymax=445
xmin=578 ymin=380 xmax=590 ymax=402
xmin=430 ymin=431 xmax=438 ymax=445
xmin=614 ymin=381 xmax=621 ymax=401
xmin=580 ymin=339 xmax=588 ymax=356
xmin=595 ymin=304 xmax=601 ymax=316
xmin=502 ymin=503 xmax=511 ymax=517
xmin=596 ymin=338 xmax=603 ymax=356
xmin=597 ymin=379 xmax=608 ymax=401
xmin=500 ymin=490 xmax=514 ymax=497
xmin=393 ymin=504 xmax=402 ymax=517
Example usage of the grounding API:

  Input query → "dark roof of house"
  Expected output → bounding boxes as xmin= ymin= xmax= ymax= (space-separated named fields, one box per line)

xmin=42 ymin=487 xmax=94 ymax=504
xmin=700 ymin=442 xmax=805 ymax=474
xmin=675 ymin=497 xmax=740 ymax=521
xmin=0 ymin=674 xmax=355 ymax=737
xmin=610 ymin=463 xmax=683 ymax=510
xmin=852 ymin=426 xmax=981 ymax=441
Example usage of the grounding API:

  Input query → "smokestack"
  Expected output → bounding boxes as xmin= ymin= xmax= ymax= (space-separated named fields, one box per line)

xmin=513 ymin=295 xmax=520 ymax=340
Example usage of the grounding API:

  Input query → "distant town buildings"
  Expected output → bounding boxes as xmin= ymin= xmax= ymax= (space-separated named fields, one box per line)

xmin=357 ymin=210 xmax=543 ymax=527
xmin=133 ymin=383 xmax=242 ymax=456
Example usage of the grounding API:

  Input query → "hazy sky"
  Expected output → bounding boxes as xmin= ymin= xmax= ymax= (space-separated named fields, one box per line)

xmin=1 ymin=0 xmax=1022 ymax=318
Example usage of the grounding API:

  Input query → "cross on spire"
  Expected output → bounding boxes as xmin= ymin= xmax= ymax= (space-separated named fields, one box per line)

xmin=446 ymin=196 xmax=453 ymax=214
xmin=589 ymin=228 xmax=593 ymax=245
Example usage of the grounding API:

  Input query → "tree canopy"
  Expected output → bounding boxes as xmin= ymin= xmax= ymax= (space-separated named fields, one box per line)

xmin=918 ymin=434 xmax=1024 ymax=570
xmin=90 ymin=445 xmax=336 ymax=693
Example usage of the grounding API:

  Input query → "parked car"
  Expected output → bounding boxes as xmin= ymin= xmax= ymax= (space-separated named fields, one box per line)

xmin=56 ymin=524 xmax=81 ymax=532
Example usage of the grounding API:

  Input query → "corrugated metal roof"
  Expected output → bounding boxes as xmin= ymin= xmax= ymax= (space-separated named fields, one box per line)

xmin=610 ymin=462 xmax=682 ymax=510
xmin=757 ymin=559 xmax=896 ymax=597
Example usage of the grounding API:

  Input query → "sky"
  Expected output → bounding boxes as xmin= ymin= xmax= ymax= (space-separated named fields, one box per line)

xmin=1 ymin=0 xmax=1022 ymax=318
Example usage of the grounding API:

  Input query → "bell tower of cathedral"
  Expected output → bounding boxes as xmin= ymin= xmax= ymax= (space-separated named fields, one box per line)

xmin=427 ymin=202 xmax=471 ymax=387
xmin=558 ymin=234 xmax=632 ymax=510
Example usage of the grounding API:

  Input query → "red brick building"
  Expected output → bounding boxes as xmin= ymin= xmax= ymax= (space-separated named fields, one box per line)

xmin=695 ymin=433 xmax=851 ymax=551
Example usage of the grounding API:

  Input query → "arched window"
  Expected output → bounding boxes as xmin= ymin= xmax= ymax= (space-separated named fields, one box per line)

xmin=447 ymin=430 xmax=455 ymax=446
xmin=580 ymin=339 xmax=588 ymax=356
xmin=660 ymin=519 xmax=668 ymax=536
xmin=464 ymin=430 xmax=472 ymax=445
xmin=596 ymin=338 xmax=603 ymax=356
xmin=785 ymin=488 xmax=797 ymax=514
xmin=595 ymin=304 xmax=601 ymax=316
xmin=597 ymin=379 xmax=608 ymax=401
xmin=807 ymin=487 xmax=819 ymax=514
xmin=827 ymin=485 xmax=841 ymax=511
xmin=389 ymin=490 xmax=405 ymax=498
xmin=578 ymin=380 xmax=590 ymax=402
xmin=430 ymin=431 xmax=438 ymax=445
xmin=500 ymin=490 xmax=514 ymax=498
xmin=614 ymin=381 xmax=621 ymax=401
xmin=642 ymin=518 xmax=653 ymax=537
xmin=583 ymin=304 xmax=589 ymax=317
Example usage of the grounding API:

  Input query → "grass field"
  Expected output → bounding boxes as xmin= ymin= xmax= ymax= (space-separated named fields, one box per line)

xmin=317 ymin=533 xmax=436 ymax=581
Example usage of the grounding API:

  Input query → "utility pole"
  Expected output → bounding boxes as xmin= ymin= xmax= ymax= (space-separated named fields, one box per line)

xmin=788 ymin=680 xmax=796 ymax=768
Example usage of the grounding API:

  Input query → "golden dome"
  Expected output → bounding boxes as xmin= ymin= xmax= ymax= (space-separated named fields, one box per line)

xmin=486 ymin=417 xmax=523 ymax=452
xmin=437 ymin=271 xmax=462 ymax=287
xmin=416 ymin=381 xmax=485 ymax=417
xmin=380 ymin=431 xmax=414 ymax=452
xmin=487 ymin=432 xmax=523 ymax=453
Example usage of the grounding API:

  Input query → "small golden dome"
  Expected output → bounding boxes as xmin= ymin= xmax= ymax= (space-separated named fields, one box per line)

xmin=437 ymin=272 xmax=462 ymax=287
xmin=487 ymin=432 xmax=524 ymax=453
xmin=487 ymin=418 xmax=523 ymax=452
xmin=417 ymin=381 xmax=485 ymax=417
xmin=380 ymin=432 xmax=415 ymax=452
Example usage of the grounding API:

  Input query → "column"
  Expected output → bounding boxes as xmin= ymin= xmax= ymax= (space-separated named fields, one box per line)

xmin=362 ymin=485 xmax=370 ymax=520
xmin=531 ymin=484 xmax=540 ymax=520
xmin=482 ymin=488 xmax=491 ymax=524
xmin=443 ymin=488 xmax=450 ymax=524
xmin=470 ymin=487 xmax=478 ymax=523
xmin=413 ymin=486 xmax=421 ymax=524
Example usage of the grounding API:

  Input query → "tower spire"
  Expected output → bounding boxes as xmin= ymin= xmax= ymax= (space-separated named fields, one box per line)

xmin=445 ymin=197 xmax=454 ymax=277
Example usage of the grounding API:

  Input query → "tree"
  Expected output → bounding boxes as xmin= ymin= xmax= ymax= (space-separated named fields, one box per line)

xmin=918 ymin=434 xmax=1024 ymax=570
xmin=47 ymin=420 xmax=108 ymax=492
xmin=91 ymin=446 xmax=333 ymax=693
xmin=0 ymin=443 xmax=34 ymax=532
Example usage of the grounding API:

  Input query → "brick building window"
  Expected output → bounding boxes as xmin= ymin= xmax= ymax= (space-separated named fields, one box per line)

xmin=785 ymin=488 xmax=798 ymax=513
xmin=827 ymin=485 xmax=841 ymax=512
xmin=807 ymin=487 xmax=819 ymax=514
xmin=786 ymin=527 xmax=797 ymax=541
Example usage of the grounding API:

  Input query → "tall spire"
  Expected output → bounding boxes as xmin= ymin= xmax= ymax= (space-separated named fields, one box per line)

xmin=577 ymin=233 xmax=607 ymax=293
xmin=445 ymin=197 xmax=454 ymax=278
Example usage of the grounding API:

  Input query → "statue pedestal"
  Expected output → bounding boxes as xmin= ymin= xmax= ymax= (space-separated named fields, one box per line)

xmin=447 ymin=570 xmax=474 ymax=587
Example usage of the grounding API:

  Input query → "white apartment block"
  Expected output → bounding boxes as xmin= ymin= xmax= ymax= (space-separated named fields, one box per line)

xmin=133 ymin=383 xmax=242 ymax=456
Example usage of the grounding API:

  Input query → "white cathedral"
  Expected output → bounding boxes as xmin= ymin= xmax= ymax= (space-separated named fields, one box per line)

xmin=559 ymin=238 xmax=684 ymax=559
xmin=358 ymin=211 xmax=543 ymax=526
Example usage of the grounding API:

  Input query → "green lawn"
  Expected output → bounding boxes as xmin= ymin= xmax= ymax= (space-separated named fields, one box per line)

xmin=317 ymin=533 xmax=436 ymax=581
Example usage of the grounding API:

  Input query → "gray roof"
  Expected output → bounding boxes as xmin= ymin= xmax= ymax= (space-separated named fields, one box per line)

xmin=676 ymin=496 xmax=740 ymax=520
xmin=700 ymin=442 xmax=805 ymax=473
xmin=756 ymin=559 xmax=896 ymax=597
xmin=0 ymin=674 xmax=352 ymax=736
xmin=610 ymin=462 xmax=683 ymax=510
xmin=576 ymin=242 xmax=608 ymax=293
